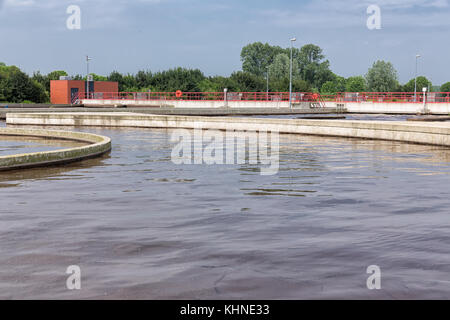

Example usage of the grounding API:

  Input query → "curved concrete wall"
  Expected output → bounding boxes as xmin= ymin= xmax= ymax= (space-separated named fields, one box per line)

xmin=0 ymin=127 xmax=111 ymax=171
xmin=6 ymin=112 xmax=450 ymax=147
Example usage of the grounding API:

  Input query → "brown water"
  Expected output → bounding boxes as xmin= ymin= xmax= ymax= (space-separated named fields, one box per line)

xmin=0 ymin=136 xmax=86 ymax=156
xmin=0 ymin=121 xmax=449 ymax=299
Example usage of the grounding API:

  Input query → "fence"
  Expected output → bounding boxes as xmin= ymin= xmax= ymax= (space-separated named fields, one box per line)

xmin=76 ymin=91 xmax=450 ymax=104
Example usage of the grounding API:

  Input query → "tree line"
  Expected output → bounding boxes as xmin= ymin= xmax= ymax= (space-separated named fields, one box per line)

xmin=1 ymin=42 xmax=449 ymax=103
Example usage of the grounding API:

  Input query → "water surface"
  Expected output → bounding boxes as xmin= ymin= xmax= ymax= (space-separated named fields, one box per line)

xmin=0 ymin=121 xmax=449 ymax=299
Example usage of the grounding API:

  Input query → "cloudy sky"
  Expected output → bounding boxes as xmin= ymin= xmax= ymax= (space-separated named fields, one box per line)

xmin=0 ymin=0 xmax=449 ymax=84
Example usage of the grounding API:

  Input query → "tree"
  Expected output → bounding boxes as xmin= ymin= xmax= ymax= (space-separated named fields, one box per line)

xmin=150 ymin=68 xmax=205 ymax=92
xmin=321 ymin=81 xmax=339 ymax=94
xmin=84 ymin=73 xmax=108 ymax=81
xmin=320 ymin=75 xmax=345 ymax=94
xmin=108 ymin=71 xmax=125 ymax=91
xmin=241 ymin=42 xmax=285 ymax=77
xmin=136 ymin=70 xmax=152 ymax=89
xmin=0 ymin=64 xmax=47 ymax=103
xmin=365 ymin=60 xmax=399 ymax=92
xmin=198 ymin=76 xmax=238 ymax=92
xmin=403 ymin=76 xmax=431 ymax=93
xmin=29 ymin=80 xmax=49 ymax=103
xmin=230 ymin=71 xmax=265 ymax=92
xmin=294 ymin=44 xmax=334 ymax=90
xmin=440 ymin=82 xmax=450 ymax=93
xmin=268 ymin=53 xmax=299 ymax=81
xmin=346 ymin=76 xmax=366 ymax=92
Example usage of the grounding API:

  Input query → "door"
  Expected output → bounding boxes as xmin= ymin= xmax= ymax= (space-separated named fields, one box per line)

xmin=70 ymin=88 xmax=79 ymax=104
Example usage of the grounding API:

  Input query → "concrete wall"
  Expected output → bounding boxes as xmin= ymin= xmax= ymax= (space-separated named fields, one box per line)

xmin=81 ymin=98 xmax=450 ymax=114
xmin=7 ymin=112 xmax=450 ymax=147
xmin=329 ymin=101 xmax=450 ymax=114
xmin=0 ymin=127 xmax=111 ymax=171
xmin=81 ymin=99 xmax=293 ymax=109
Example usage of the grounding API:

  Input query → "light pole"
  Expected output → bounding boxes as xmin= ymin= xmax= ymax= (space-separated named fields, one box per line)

xmin=414 ymin=54 xmax=421 ymax=102
xmin=266 ymin=66 xmax=269 ymax=100
xmin=86 ymin=55 xmax=92 ymax=99
xmin=289 ymin=37 xmax=296 ymax=110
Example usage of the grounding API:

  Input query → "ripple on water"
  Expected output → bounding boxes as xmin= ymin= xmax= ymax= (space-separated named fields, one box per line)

xmin=0 ymin=125 xmax=449 ymax=299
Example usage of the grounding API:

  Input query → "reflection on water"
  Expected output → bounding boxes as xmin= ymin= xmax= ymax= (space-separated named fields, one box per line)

xmin=0 ymin=121 xmax=449 ymax=299
xmin=0 ymin=136 xmax=87 ymax=157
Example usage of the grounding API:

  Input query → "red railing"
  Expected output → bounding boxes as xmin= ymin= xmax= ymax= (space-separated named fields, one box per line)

xmin=76 ymin=91 xmax=450 ymax=104
xmin=330 ymin=92 xmax=450 ymax=103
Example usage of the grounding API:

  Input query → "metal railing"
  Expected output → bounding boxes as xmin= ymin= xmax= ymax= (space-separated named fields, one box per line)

xmin=75 ymin=91 xmax=450 ymax=104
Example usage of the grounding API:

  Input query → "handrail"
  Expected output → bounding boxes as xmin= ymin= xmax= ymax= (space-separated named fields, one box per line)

xmin=76 ymin=91 xmax=450 ymax=104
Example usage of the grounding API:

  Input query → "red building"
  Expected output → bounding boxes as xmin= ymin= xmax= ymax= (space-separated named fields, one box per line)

xmin=50 ymin=80 xmax=118 ymax=105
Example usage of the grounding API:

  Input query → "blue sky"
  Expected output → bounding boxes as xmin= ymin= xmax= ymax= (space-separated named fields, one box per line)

xmin=0 ymin=0 xmax=449 ymax=84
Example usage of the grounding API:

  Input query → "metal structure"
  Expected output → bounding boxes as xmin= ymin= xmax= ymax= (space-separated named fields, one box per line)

xmin=414 ymin=54 xmax=421 ymax=102
xmin=289 ymin=37 xmax=297 ymax=109
xmin=86 ymin=55 xmax=93 ymax=98
xmin=76 ymin=91 xmax=450 ymax=104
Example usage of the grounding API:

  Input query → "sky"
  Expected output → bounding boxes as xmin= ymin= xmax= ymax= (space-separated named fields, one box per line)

xmin=0 ymin=0 xmax=449 ymax=84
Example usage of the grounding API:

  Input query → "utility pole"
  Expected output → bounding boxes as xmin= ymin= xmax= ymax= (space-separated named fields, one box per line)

xmin=86 ymin=55 xmax=92 ymax=99
xmin=414 ymin=54 xmax=421 ymax=102
xmin=289 ymin=37 xmax=296 ymax=110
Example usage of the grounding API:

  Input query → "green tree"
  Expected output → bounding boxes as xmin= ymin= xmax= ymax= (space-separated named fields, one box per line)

xmin=365 ymin=60 xmax=399 ymax=92
xmin=321 ymin=81 xmax=339 ymax=94
xmin=84 ymin=73 xmax=108 ymax=81
xmin=320 ymin=75 xmax=345 ymax=94
xmin=241 ymin=42 xmax=285 ymax=77
xmin=346 ymin=76 xmax=367 ymax=92
xmin=42 ymin=70 xmax=69 ymax=92
xmin=403 ymin=76 xmax=432 ymax=93
xmin=229 ymin=71 xmax=265 ymax=92
xmin=440 ymin=82 xmax=450 ymax=92
xmin=268 ymin=53 xmax=299 ymax=81
xmin=150 ymin=68 xmax=205 ymax=92
xmin=0 ymin=64 xmax=47 ymax=103
xmin=29 ymin=80 xmax=49 ymax=103
xmin=108 ymin=71 xmax=125 ymax=91
xmin=207 ymin=76 xmax=239 ymax=92
xmin=295 ymin=44 xmax=334 ymax=89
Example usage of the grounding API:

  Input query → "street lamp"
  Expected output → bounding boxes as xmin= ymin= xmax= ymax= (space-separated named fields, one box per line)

xmin=266 ymin=66 xmax=269 ymax=101
xmin=414 ymin=54 xmax=421 ymax=102
xmin=86 ymin=55 xmax=93 ymax=99
xmin=289 ymin=37 xmax=297 ymax=110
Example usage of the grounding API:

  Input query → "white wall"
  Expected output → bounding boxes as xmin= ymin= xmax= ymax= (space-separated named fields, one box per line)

xmin=81 ymin=99 xmax=450 ymax=114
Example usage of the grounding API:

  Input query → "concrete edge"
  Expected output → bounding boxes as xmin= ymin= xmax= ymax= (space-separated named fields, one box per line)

xmin=6 ymin=112 xmax=450 ymax=147
xmin=0 ymin=127 xmax=112 ymax=171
